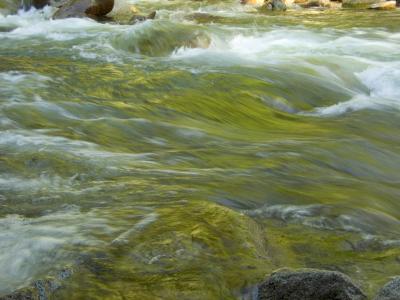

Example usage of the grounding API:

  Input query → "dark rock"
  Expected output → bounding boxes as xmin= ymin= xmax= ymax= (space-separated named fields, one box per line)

xmin=257 ymin=268 xmax=367 ymax=300
xmin=52 ymin=0 xmax=113 ymax=19
xmin=374 ymin=277 xmax=400 ymax=300
xmin=20 ymin=0 xmax=50 ymax=10
xmin=32 ymin=0 xmax=49 ymax=9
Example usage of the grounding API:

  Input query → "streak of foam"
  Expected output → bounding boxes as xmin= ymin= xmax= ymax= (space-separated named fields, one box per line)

xmin=245 ymin=203 xmax=400 ymax=238
xmin=0 ymin=206 xmax=111 ymax=295
xmin=111 ymin=212 xmax=158 ymax=245
xmin=0 ymin=130 xmax=155 ymax=162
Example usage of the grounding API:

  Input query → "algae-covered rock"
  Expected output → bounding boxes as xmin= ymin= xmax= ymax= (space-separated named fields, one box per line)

xmin=257 ymin=268 xmax=367 ymax=300
xmin=53 ymin=201 xmax=272 ymax=299
xmin=374 ymin=277 xmax=400 ymax=300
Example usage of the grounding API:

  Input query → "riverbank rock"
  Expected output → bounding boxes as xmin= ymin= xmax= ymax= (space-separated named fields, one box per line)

xmin=52 ymin=0 xmax=113 ymax=19
xmin=257 ymin=268 xmax=367 ymax=300
xmin=368 ymin=0 xmax=396 ymax=9
xmin=342 ymin=0 xmax=380 ymax=8
xmin=374 ymin=277 xmax=400 ymax=300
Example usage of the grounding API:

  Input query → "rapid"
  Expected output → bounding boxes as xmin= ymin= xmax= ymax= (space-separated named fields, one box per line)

xmin=0 ymin=1 xmax=400 ymax=299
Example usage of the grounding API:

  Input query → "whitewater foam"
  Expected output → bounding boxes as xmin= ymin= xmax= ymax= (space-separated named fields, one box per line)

xmin=308 ymin=62 xmax=400 ymax=116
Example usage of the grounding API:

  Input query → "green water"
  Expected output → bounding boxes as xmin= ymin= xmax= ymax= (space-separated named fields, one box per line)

xmin=0 ymin=2 xmax=400 ymax=299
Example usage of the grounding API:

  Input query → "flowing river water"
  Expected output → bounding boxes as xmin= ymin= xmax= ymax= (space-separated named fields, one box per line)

xmin=0 ymin=2 xmax=400 ymax=299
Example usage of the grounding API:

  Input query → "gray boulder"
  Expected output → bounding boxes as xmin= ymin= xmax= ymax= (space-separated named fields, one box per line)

xmin=52 ymin=0 xmax=113 ymax=19
xmin=374 ymin=277 xmax=400 ymax=300
xmin=257 ymin=268 xmax=367 ymax=300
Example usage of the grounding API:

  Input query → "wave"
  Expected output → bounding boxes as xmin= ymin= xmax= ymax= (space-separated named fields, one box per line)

xmin=306 ymin=62 xmax=400 ymax=116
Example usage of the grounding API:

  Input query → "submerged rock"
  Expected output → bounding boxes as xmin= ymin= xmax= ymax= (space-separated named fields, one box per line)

xmin=257 ymin=268 xmax=367 ymax=300
xmin=129 ymin=11 xmax=156 ymax=24
xmin=374 ymin=277 xmax=400 ymax=300
xmin=0 ymin=268 xmax=73 ymax=300
xmin=52 ymin=0 xmax=113 ymax=19
xmin=185 ymin=12 xmax=227 ymax=23
xmin=368 ymin=1 xmax=396 ymax=9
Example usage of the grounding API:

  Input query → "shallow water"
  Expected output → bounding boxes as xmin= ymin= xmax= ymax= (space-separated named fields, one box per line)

xmin=0 ymin=2 xmax=400 ymax=299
